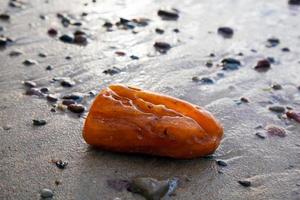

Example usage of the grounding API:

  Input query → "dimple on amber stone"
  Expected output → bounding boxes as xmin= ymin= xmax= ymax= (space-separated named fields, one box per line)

xmin=83 ymin=84 xmax=223 ymax=159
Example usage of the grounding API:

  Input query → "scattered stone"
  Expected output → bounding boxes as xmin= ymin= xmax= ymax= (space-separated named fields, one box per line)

xmin=173 ymin=28 xmax=179 ymax=33
xmin=53 ymin=159 xmax=68 ymax=169
xmin=23 ymin=59 xmax=37 ymax=66
xmin=40 ymin=188 xmax=53 ymax=198
xmin=268 ymin=105 xmax=285 ymax=113
xmin=281 ymin=47 xmax=290 ymax=52
xmin=48 ymin=28 xmax=58 ymax=36
xmin=132 ymin=18 xmax=150 ymax=27
xmin=23 ymin=81 xmax=36 ymax=88
xmin=107 ymin=179 xmax=131 ymax=191
xmin=271 ymin=83 xmax=282 ymax=90
xmin=154 ymin=42 xmax=171 ymax=53
xmin=209 ymin=53 xmax=215 ymax=57
xmin=130 ymin=55 xmax=139 ymax=60
xmin=192 ymin=76 xmax=200 ymax=82
xmin=46 ymin=94 xmax=58 ymax=102
xmin=59 ymin=34 xmax=74 ymax=43
xmin=46 ymin=65 xmax=53 ymax=70
xmin=266 ymin=37 xmax=280 ymax=48
xmin=157 ymin=9 xmax=179 ymax=20
xmin=0 ymin=13 xmax=10 ymax=21
xmin=255 ymin=132 xmax=266 ymax=139
xmin=103 ymin=21 xmax=113 ymax=28
xmin=9 ymin=50 xmax=23 ymax=57
xmin=267 ymin=57 xmax=275 ymax=64
xmin=65 ymin=56 xmax=72 ymax=60
xmin=55 ymin=180 xmax=61 ymax=185
xmin=40 ymin=88 xmax=49 ymax=93
xmin=216 ymin=160 xmax=228 ymax=167
xmin=240 ymin=97 xmax=249 ymax=103
xmin=67 ymin=104 xmax=85 ymax=113
xmin=60 ymin=78 xmax=75 ymax=87
xmin=266 ymin=125 xmax=286 ymax=137
xmin=62 ymin=99 xmax=76 ymax=106
xmin=2 ymin=125 xmax=12 ymax=130
xmin=238 ymin=180 xmax=251 ymax=187
xmin=115 ymin=18 xmax=135 ymax=29
xmin=25 ymin=88 xmax=43 ymax=96
xmin=254 ymin=59 xmax=271 ymax=72
xmin=155 ymin=28 xmax=164 ymax=34
xmin=205 ymin=60 xmax=213 ymax=67
xmin=32 ymin=119 xmax=47 ymax=126
xmin=286 ymin=111 xmax=300 ymax=123
xmin=217 ymin=27 xmax=234 ymax=38
xmin=0 ymin=37 xmax=8 ymax=47
xmin=221 ymin=58 xmax=241 ymax=70
xmin=62 ymin=93 xmax=83 ymax=102
xmin=103 ymin=67 xmax=121 ymax=75
xmin=38 ymin=53 xmax=47 ymax=58
xmin=130 ymin=177 xmax=170 ymax=200
xmin=200 ymin=77 xmax=214 ymax=84
xmin=74 ymin=34 xmax=87 ymax=45
xmin=289 ymin=0 xmax=300 ymax=5
xmin=115 ymin=51 xmax=126 ymax=56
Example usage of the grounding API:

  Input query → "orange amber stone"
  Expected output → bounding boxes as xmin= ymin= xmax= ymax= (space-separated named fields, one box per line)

xmin=83 ymin=84 xmax=223 ymax=159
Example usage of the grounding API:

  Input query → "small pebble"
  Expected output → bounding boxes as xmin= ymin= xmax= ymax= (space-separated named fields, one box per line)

xmin=266 ymin=37 xmax=280 ymax=48
xmin=240 ymin=97 xmax=249 ymax=103
xmin=40 ymin=188 xmax=53 ymax=198
xmin=46 ymin=65 xmax=53 ymax=70
xmin=221 ymin=58 xmax=241 ymax=70
xmin=23 ymin=59 xmax=37 ymax=66
xmin=130 ymin=55 xmax=139 ymax=60
xmin=59 ymin=34 xmax=74 ymax=43
xmin=157 ymin=9 xmax=179 ymax=20
xmin=60 ymin=78 xmax=75 ymax=87
xmin=238 ymin=180 xmax=251 ymax=187
xmin=23 ymin=81 xmax=37 ymax=88
xmin=216 ymin=160 xmax=228 ymax=167
xmin=217 ymin=27 xmax=234 ymax=38
xmin=115 ymin=51 xmax=126 ymax=56
xmin=254 ymin=59 xmax=271 ymax=72
xmin=0 ymin=37 xmax=7 ymax=46
xmin=46 ymin=94 xmax=58 ymax=102
xmin=9 ymin=50 xmax=23 ymax=57
xmin=48 ymin=28 xmax=58 ymax=36
xmin=67 ymin=104 xmax=85 ymax=113
xmin=40 ymin=88 xmax=49 ymax=93
xmin=200 ymin=77 xmax=214 ymax=84
xmin=271 ymin=83 xmax=282 ymax=90
xmin=33 ymin=119 xmax=47 ymax=126
xmin=255 ymin=132 xmax=266 ymax=139
xmin=74 ymin=34 xmax=87 ymax=45
xmin=155 ymin=28 xmax=164 ymax=34
xmin=103 ymin=67 xmax=121 ymax=75
xmin=38 ymin=53 xmax=47 ymax=58
xmin=268 ymin=105 xmax=285 ymax=113
xmin=54 ymin=160 xmax=68 ymax=169
xmin=154 ymin=42 xmax=171 ymax=53
xmin=286 ymin=111 xmax=300 ymax=123
xmin=0 ymin=13 xmax=10 ymax=21
xmin=2 ymin=125 xmax=12 ymax=130
xmin=62 ymin=99 xmax=76 ymax=106
xmin=266 ymin=125 xmax=286 ymax=137
xmin=282 ymin=47 xmax=290 ymax=52
xmin=173 ymin=28 xmax=179 ymax=33
xmin=205 ymin=61 xmax=213 ymax=67
xmin=62 ymin=93 xmax=83 ymax=101
xmin=25 ymin=88 xmax=43 ymax=96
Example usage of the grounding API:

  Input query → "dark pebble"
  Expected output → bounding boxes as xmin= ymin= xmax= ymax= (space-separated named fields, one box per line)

xmin=62 ymin=93 xmax=83 ymax=101
xmin=115 ymin=51 xmax=126 ymax=56
xmin=272 ymin=83 xmax=282 ymax=90
xmin=103 ymin=67 xmax=121 ymax=75
xmin=254 ymin=59 xmax=271 ymax=72
xmin=217 ymin=27 xmax=234 ymax=38
xmin=72 ymin=21 xmax=82 ymax=26
xmin=289 ymin=0 xmax=300 ymax=5
xmin=206 ymin=61 xmax=213 ymax=67
xmin=268 ymin=105 xmax=285 ymax=113
xmin=154 ymin=42 xmax=171 ymax=53
xmin=209 ymin=53 xmax=215 ymax=57
xmin=65 ymin=56 xmax=72 ymax=60
xmin=107 ymin=179 xmax=131 ymax=191
xmin=0 ymin=37 xmax=7 ymax=46
xmin=103 ymin=21 xmax=113 ymax=28
xmin=255 ymin=132 xmax=266 ymax=139
xmin=266 ymin=125 xmax=286 ymax=137
xmin=157 ymin=9 xmax=179 ymax=20
xmin=38 ymin=53 xmax=47 ymax=58
xmin=281 ymin=47 xmax=290 ymax=52
xmin=60 ymin=78 xmax=75 ymax=87
xmin=286 ymin=111 xmax=300 ymax=123
xmin=62 ymin=99 xmax=76 ymax=106
xmin=130 ymin=55 xmax=139 ymax=60
xmin=40 ymin=188 xmax=53 ymax=198
xmin=46 ymin=65 xmax=53 ymax=70
xmin=216 ymin=160 xmax=228 ymax=167
xmin=23 ymin=81 xmax=37 ymax=88
xmin=267 ymin=57 xmax=275 ymax=64
xmin=59 ymin=34 xmax=74 ymax=43
xmin=155 ymin=28 xmax=164 ymax=34
xmin=200 ymin=77 xmax=214 ymax=84
xmin=266 ymin=37 xmax=280 ymax=48
xmin=23 ymin=59 xmax=37 ymax=66
xmin=33 ymin=119 xmax=47 ymax=126
xmin=240 ymin=97 xmax=249 ymax=103
xmin=25 ymin=88 xmax=43 ymax=96
xmin=48 ymin=28 xmax=58 ymax=36
xmin=221 ymin=58 xmax=241 ymax=70
xmin=173 ymin=28 xmax=179 ymax=33
xmin=0 ymin=13 xmax=10 ymax=21
xmin=54 ymin=160 xmax=68 ymax=169
xmin=238 ymin=180 xmax=251 ymax=187
xmin=2 ymin=125 xmax=12 ymax=130
xmin=192 ymin=76 xmax=200 ymax=82
xmin=67 ymin=104 xmax=85 ymax=113
xmin=46 ymin=94 xmax=58 ymax=102
xmin=9 ymin=50 xmax=23 ymax=57
xmin=74 ymin=34 xmax=87 ymax=45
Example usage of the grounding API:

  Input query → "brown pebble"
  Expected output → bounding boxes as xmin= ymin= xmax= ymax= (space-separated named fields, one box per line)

xmin=254 ymin=59 xmax=271 ymax=72
xmin=240 ymin=97 xmax=249 ymax=103
xmin=268 ymin=105 xmax=285 ymax=113
xmin=115 ymin=51 xmax=126 ymax=56
xmin=266 ymin=125 xmax=286 ymax=137
xmin=46 ymin=94 xmax=58 ymax=102
xmin=67 ymin=104 xmax=85 ymax=113
xmin=48 ymin=28 xmax=58 ymax=36
xmin=286 ymin=111 xmax=300 ymax=123
xmin=157 ymin=9 xmax=179 ymax=20
xmin=62 ymin=99 xmax=76 ymax=106
xmin=154 ymin=42 xmax=171 ymax=53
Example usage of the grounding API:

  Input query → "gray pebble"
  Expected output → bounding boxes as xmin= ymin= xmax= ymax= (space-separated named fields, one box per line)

xmin=255 ymin=132 xmax=266 ymax=139
xmin=268 ymin=105 xmax=285 ymax=113
xmin=23 ymin=59 xmax=38 ymax=66
xmin=40 ymin=188 xmax=53 ymax=198
xmin=216 ymin=160 xmax=228 ymax=167
xmin=23 ymin=81 xmax=37 ymax=88
xmin=238 ymin=180 xmax=251 ymax=187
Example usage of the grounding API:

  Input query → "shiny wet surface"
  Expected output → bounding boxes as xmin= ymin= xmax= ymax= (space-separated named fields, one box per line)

xmin=0 ymin=0 xmax=300 ymax=199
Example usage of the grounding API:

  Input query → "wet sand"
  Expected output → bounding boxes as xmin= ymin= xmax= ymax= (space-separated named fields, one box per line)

xmin=1 ymin=0 xmax=300 ymax=199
